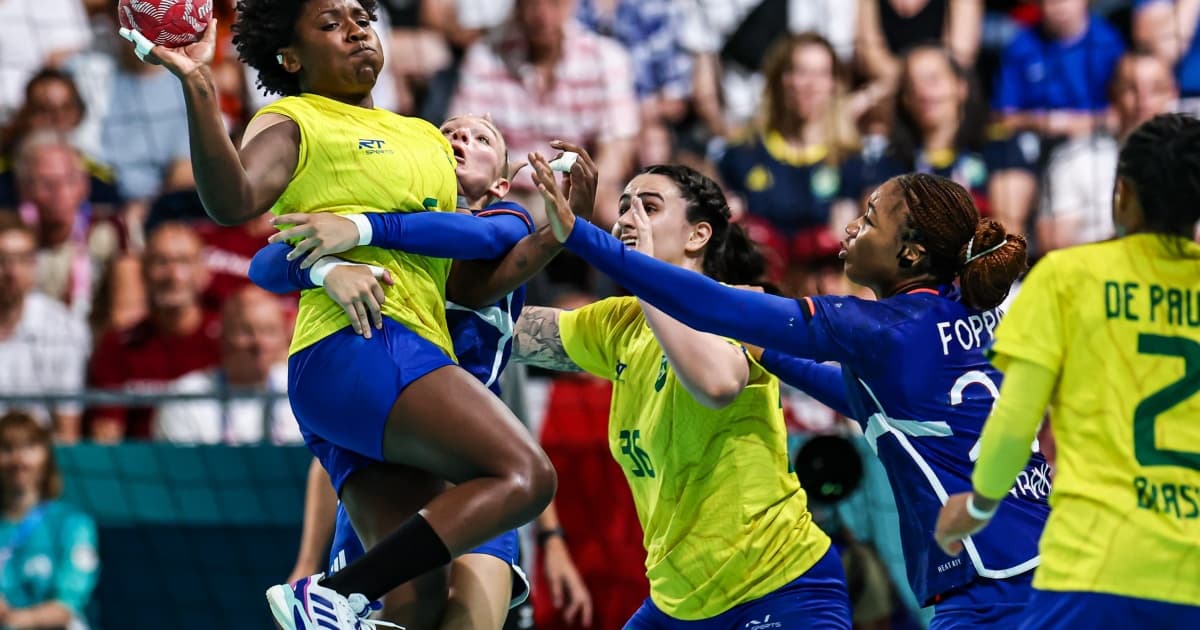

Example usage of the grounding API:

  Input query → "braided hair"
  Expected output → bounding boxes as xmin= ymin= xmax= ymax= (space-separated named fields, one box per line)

xmin=1117 ymin=113 xmax=1200 ymax=249
xmin=893 ymin=173 xmax=1028 ymax=310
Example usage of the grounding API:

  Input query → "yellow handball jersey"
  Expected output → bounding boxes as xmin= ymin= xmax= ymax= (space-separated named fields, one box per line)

xmin=990 ymin=234 xmax=1200 ymax=605
xmin=254 ymin=94 xmax=459 ymax=356
xmin=558 ymin=297 xmax=830 ymax=620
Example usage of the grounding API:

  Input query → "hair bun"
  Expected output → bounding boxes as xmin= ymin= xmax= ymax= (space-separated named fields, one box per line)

xmin=961 ymin=219 xmax=1008 ymax=265
xmin=957 ymin=219 xmax=1028 ymax=310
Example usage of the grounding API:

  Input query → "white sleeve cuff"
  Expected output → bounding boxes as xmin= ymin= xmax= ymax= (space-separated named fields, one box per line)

xmin=309 ymin=257 xmax=351 ymax=286
xmin=345 ymin=214 xmax=373 ymax=247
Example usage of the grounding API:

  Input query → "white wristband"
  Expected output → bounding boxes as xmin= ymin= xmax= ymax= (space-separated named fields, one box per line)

xmin=309 ymin=257 xmax=352 ymax=287
xmin=966 ymin=494 xmax=999 ymax=521
xmin=345 ymin=214 xmax=373 ymax=246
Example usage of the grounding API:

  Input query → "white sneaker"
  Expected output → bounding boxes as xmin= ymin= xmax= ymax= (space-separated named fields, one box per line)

xmin=266 ymin=573 xmax=402 ymax=629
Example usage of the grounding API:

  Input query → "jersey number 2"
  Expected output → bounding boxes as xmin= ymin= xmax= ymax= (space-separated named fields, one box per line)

xmin=1134 ymin=334 xmax=1200 ymax=471
xmin=619 ymin=430 xmax=655 ymax=478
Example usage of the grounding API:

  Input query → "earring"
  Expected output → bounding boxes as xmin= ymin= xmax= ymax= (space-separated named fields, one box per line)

xmin=276 ymin=54 xmax=284 ymax=65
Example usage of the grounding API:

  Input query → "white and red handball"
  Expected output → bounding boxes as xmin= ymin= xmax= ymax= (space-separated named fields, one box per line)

xmin=117 ymin=0 xmax=212 ymax=49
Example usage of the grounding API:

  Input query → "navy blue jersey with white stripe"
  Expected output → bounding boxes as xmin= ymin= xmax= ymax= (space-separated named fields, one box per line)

xmin=445 ymin=201 xmax=533 ymax=395
xmin=804 ymin=286 xmax=1050 ymax=604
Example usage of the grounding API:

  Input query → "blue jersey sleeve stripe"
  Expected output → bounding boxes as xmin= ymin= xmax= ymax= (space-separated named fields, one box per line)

xmin=477 ymin=208 xmax=534 ymax=234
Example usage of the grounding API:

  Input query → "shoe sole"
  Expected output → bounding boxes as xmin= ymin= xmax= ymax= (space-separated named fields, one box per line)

xmin=266 ymin=584 xmax=307 ymax=630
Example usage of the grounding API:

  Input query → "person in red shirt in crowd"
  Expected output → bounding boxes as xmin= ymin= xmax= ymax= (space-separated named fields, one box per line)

xmin=86 ymin=222 xmax=220 ymax=442
xmin=532 ymin=293 xmax=648 ymax=630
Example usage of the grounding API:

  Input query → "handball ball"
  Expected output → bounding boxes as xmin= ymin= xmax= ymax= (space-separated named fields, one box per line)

xmin=117 ymin=0 xmax=212 ymax=48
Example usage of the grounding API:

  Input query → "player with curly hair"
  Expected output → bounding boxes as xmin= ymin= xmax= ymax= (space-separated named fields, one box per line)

xmin=118 ymin=3 xmax=556 ymax=629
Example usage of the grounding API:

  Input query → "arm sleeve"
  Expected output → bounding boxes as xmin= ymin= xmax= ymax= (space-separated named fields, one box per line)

xmin=563 ymin=219 xmax=817 ymax=356
xmin=365 ymin=210 xmax=532 ymax=260
xmin=248 ymin=242 xmax=315 ymax=294
xmin=53 ymin=511 xmax=99 ymax=614
xmin=972 ymin=358 xmax=1057 ymax=500
xmin=759 ymin=350 xmax=855 ymax=419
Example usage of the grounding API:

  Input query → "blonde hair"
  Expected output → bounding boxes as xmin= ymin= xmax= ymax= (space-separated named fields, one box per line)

xmin=754 ymin=33 xmax=859 ymax=164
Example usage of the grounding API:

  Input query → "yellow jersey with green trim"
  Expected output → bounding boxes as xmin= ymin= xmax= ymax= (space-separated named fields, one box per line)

xmin=990 ymin=234 xmax=1200 ymax=605
xmin=254 ymin=94 xmax=459 ymax=356
xmin=558 ymin=296 xmax=830 ymax=620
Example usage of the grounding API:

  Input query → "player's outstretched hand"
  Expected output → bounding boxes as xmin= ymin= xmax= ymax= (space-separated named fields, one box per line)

xmin=548 ymin=140 xmax=598 ymax=223
xmin=530 ymin=152 xmax=575 ymax=244
xmin=270 ymin=213 xmax=364 ymax=269
xmin=622 ymin=195 xmax=655 ymax=258
xmin=323 ymin=263 xmax=393 ymax=339
xmin=542 ymin=536 xmax=593 ymax=627
xmin=934 ymin=492 xmax=991 ymax=556
xmin=119 ymin=20 xmax=217 ymax=79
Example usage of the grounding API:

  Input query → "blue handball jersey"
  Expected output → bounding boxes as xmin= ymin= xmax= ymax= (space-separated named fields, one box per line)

xmin=805 ymin=286 xmax=1051 ymax=604
xmin=444 ymin=201 xmax=532 ymax=394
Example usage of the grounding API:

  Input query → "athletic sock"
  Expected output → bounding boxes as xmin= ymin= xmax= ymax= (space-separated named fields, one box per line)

xmin=319 ymin=513 xmax=452 ymax=601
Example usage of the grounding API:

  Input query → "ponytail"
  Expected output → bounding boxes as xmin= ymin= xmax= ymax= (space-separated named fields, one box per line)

xmin=706 ymin=222 xmax=767 ymax=284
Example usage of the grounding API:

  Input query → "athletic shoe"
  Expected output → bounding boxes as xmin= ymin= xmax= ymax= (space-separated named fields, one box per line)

xmin=266 ymin=573 xmax=402 ymax=629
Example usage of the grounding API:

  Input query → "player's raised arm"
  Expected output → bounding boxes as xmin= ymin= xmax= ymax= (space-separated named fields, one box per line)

xmin=119 ymin=22 xmax=298 ymax=226
xmin=540 ymin=186 xmax=815 ymax=358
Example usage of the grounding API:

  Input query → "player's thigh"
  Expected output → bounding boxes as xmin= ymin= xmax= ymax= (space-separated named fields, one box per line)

xmin=383 ymin=364 xmax=548 ymax=484
xmin=440 ymin=553 xmax=513 ymax=630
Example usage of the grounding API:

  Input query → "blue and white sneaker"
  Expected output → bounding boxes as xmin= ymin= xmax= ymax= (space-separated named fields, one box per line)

xmin=266 ymin=573 xmax=401 ymax=630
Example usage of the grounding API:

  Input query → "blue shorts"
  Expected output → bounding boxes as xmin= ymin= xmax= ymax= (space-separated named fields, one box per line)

xmin=929 ymin=571 xmax=1033 ymax=629
xmin=1019 ymin=589 xmax=1200 ymax=630
xmin=329 ymin=502 xmax=529 ymax=607
xmin=624 ymin=546 xmax=851 ymax=629
xmin=289 ymin=319 xmax=455 ymax=493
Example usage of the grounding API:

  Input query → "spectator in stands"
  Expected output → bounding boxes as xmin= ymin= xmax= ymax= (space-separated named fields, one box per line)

xmin=13 ymin=131 xmax=139 ymax=330
xmin=97 ymin=28 xmax=192 ymax=239
xmin=843 ymin=46 xmax=1039 ymax=227
xmin=0 ymin=0 xmax=92 ymax=125
xmin=576 ymin=0 xmax=693 ymax=165
xmin=716 ymin=34 xmax=858 ymax=291
xmin=87 ymin=223 xmax=220 ymax=443
xmin=853 ymin=0 xmax=983 ymax=88
xmin=993 ymin=0 xmax=1125 ymax=139
xmin=682 ymin=0 xmax=861 ymax=138
xmin=1038 ymin=52 xmax=1180 ymax=251
xmin=987 ymin=0 xmax=1124 ymax=237
xmin=449 ymin=0 xmax=639 ymax=228
xmin=154 ymin=287 xmax=298 ymax=446
xmin=0 ymin=411 xmax=98 ymax=627
xmin=1133 ymin=0 xmax=1200 ymax=115
xmin=0 ymin=69 xmax=121 ymax=213
xmin=0 ymin=217 xmax=89 ymax=443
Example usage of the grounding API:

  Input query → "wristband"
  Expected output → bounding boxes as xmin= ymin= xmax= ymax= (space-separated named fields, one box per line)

xmin=966 ymin=493 xmax=999 ymax=521
xmin=537 ymin=527 xmax=565 ymax=545
xmin=309 ymin=257 xmax=353 ymax=286
xmin=345 ymin=214 xmax=373 ymax=246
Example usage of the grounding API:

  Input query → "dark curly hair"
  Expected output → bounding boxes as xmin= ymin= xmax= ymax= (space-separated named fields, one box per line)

xmin=641 ymin=164 xmax=766 ymax=285
xmin=232 ymin=0 xmax=379 ymax=96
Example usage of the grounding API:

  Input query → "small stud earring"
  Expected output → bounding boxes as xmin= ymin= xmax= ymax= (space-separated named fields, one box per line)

xmin=276 ymin=54 xmax=284 ymax=65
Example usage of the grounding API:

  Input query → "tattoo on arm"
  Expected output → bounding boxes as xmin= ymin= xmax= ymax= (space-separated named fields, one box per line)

xmin=512 ymin=306 xmax=581 ymax=372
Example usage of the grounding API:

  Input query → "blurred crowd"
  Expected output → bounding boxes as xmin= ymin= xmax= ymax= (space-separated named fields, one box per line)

xmin=0 ymin=0 xmax=1198 ymax=626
